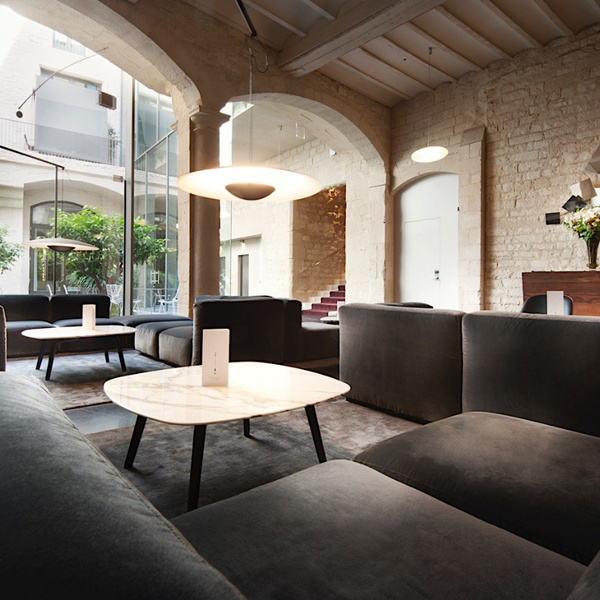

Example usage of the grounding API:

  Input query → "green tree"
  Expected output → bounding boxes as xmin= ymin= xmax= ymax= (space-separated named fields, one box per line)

xmin=0 ymin=226 xmax=23 ymax=274
xmin=54 ymin=206 xmax=168 ymax=294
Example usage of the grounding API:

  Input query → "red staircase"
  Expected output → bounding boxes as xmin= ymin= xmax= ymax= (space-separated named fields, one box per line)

xmin=302 ymin=284 xmax=345 ymax=321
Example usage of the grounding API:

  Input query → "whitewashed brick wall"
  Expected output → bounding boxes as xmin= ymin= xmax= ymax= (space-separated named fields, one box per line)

xmin=392 ymin=24 xmax=600 ymax=311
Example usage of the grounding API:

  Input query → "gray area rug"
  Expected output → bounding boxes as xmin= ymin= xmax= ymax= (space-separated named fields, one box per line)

xmin=90 ymin=398 xmax=420 ymax=519
xmin=6 ymin=350 xmax=168 ymax=410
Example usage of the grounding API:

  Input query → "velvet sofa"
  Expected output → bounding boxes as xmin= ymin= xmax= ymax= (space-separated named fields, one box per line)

xmin=339 ymin=303 xmax=464 ymax=422
xmin=135 ymin=295 xmax=340 ymax=374
xmin=0 ymin=293 xmax=115 ymax=357
xmin=2 ymin=348 xmax=600 ymax=597
xmin=353 ymin=309 xmax=600 ymax=568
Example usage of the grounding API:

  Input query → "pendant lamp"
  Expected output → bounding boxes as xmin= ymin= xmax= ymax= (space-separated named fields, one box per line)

xmin=411 ymin=47 xmax=448 ymax=164
xmin=177 ymin=0 xmax=322 ymax=203
xmin=0 ymin=145 xmax=98 ymax=294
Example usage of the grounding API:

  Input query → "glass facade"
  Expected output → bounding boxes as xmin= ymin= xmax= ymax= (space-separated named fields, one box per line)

xmin=0 ymin=13 xmax=177 ymax=315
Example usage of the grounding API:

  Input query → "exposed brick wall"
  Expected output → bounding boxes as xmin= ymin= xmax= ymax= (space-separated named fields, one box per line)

xmin=392 ymin=24 xmax=600 ymax=311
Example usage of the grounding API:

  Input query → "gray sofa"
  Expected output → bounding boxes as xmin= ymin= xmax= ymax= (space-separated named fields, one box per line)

xmin=0 ymin=293 xmax=114 ymax=357
xmin=4 ymin=306 xmax=600 ymax=598
xmin=135 ymin=295 xmax=340 ymax=374
xmin=339 ymin=303 xmax=464 ymax=422
xmin=352 ymin=309 xmax=600 ymax=567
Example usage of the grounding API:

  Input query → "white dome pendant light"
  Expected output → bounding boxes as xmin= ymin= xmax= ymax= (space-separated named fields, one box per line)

xmin=178 ymin=0 xmax=322 ymax=203
xmin=411 ymin=47 xmax=448 ymax=164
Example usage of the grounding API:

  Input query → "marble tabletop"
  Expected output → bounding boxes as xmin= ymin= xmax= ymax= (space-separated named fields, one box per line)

xmin=104 ymin=361 xmax=350 ymax=426
xmin=22 ymin=325 xmax=136 ymax=340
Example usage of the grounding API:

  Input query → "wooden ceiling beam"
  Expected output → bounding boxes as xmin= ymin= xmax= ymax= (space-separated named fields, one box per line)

xmin=277 ymin=0 xmax=446 ymax=76
xmin=435 ymin=6 xmax=511 ymax=59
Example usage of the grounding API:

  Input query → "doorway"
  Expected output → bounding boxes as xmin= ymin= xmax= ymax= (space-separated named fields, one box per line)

xmin=395 ymin=173 xmax=459 ymax=309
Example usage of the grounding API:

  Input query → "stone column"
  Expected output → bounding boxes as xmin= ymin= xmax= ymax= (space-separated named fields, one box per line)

xmin=458 ymin=125 xmax=486 ymax=311
xmin=179 ymin=106 xmax=229 ymax=315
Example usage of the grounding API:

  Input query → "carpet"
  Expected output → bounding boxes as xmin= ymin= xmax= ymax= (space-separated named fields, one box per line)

xmin=89 ymin=397 xmax=421 ymax=519
xmin=6 ymin=350 xmax=169 ymax=410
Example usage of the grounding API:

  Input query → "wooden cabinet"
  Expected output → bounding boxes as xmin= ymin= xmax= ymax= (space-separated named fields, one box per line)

xmin=522 ymin=271 xmax=600 ymax=316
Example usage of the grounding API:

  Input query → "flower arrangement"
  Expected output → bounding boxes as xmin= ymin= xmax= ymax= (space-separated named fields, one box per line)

xmin=563 ymin=205 xmax=600 ymax=241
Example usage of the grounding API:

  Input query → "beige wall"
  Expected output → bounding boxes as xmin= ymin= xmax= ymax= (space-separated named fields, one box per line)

xmin=391 ymin=24 xmax=600 ymax=311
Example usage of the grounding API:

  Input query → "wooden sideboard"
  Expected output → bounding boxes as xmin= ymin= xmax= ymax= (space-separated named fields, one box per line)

xmin=522 ymin=271 xmax=600 ymax=316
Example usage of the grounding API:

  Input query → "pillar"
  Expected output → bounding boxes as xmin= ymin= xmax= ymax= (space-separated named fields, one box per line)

xmin=178 ymin=106 xmax=229 ymax=315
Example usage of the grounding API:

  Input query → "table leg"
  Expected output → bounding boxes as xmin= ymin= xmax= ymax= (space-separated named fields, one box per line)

xmin=45 ymin=341 xmax=57 ymax=381
xmin=103 ymin=339 xmax=110 ymax=363
xmin=188 ymin=424 xmax=207 ymax=511
xmin=124 ymin=415 xmax=147 ymax=468
xmin=35 ymin=340 xmax=46 ymax=370
xmin=243 ymin=418 xmax=251 ymax=437
xmin=305 ymin=404 xmax=327 ymax=463
xmin=115 ymin=336 xmax=127 ymax=371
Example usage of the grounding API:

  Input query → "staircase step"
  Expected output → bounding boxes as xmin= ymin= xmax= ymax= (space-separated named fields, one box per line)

xmin=330 ymin=290 xmax=345 ymax=298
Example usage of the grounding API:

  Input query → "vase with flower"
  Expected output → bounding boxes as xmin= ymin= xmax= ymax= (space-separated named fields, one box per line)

xmin=564 ymin=206 xmax=600 ymax=269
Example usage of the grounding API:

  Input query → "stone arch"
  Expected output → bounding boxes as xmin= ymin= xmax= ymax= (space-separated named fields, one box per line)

xmin=2 ymin=0 xmax=201 ymax=112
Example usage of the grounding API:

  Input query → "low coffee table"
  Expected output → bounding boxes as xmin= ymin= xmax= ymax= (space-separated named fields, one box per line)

xmin=103 ymin=361 xmax=350 ymax=510
xmin=22 ymin=325 xmax=136 ymax=381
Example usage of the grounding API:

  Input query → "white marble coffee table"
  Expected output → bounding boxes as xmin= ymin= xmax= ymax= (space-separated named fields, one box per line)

xmin=22 ymin=325 xmax=136 ymax=380
xmin=103 ymin=361 xmax=350 ymax=510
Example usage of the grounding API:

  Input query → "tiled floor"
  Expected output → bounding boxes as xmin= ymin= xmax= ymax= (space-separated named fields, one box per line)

xmin=66 ymin=402 xmax=137 ymax=434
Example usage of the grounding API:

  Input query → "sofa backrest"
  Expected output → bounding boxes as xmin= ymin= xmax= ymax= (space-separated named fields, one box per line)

xmin=192 ymin=297 xmax=285 ymax=366
xmin=339 ymin=303 xmax=464 ymax=422
xmin=463 ymin=311 xmax=600 ymax=437
xmin=0 ymin=372 xmax=244 ymax=599
xmin=0 ymin=305 xmax=5 ymax=371
xmin=49 ymin=294 xmax=111 ymax=322
xmin=0 ymin=294 xmax=50 ymax=322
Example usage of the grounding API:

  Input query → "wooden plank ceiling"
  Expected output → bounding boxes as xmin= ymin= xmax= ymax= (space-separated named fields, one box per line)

xmin=184 ymin=0 xmax=600 ymax=108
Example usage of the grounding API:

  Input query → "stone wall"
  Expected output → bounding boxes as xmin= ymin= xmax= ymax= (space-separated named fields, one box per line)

xmin=391 ymin=24 xmax=600 ymax=311
xmin=292 ymin=185 xmax=346 ymax=303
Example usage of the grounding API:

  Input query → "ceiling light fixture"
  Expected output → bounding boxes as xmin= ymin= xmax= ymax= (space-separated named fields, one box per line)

xmin=177 ymin=0 xmax=322 ymax=203
xmin=0 ymin=145 xmax=98 ymax=293
xmin=411 ymin=47 xmax=448 ymax=164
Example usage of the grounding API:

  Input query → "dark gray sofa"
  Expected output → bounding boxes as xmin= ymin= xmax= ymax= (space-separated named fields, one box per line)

xmin=136 ymin=295 xmax=340 ymax=373
xmin=0 ymin=293 xmax=115 ymax=357
xmin=5 ymin=306 xmax=600 ymax=597
xmin=354 ymin=310 xmax=600 ymax=567
xmin=339 ymin=303 xmax=464 ymax=421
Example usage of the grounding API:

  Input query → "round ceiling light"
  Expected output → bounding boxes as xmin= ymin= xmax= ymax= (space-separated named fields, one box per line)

xmin=178 ymin=166 xmax=322 ymax=202
xmin=410 ymin=145 xmax=449 ymax=163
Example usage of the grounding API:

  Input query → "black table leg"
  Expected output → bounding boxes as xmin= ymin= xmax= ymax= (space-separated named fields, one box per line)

xmin=35 ymin=341 xmax=46 ymax=370
xmin=124 ymin=415 xmax=147 ymax=468
xmin=114 ymin=336 xmax=127 ymax=372
xmin=45 ymin=341 xmax=57 ymax=381
xmin=243 ymin=418 xmax=251 ymax=437
xmin=103 ymin=339 xmax=110 ymax=363
xmin=305 ymin=404 xmax=327 ymax=463
xmin=188 ymin=424 xmax=207 ymax=511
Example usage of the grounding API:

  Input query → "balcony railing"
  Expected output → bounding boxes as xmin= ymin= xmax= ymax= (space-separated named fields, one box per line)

xmin=0 ymin=117 xmax=123 ymax=167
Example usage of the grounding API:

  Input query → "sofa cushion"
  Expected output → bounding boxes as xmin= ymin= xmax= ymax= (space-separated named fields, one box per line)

xmin=135 ymin=320 xmax=192 ymax=359
xmin=113 ymin=314 xmax=192 ymax=327
xmin=339 ymin=303 xmax=464 ymax=422
xmin=192 ymin=297 xmax=285 ymax=366
xmin=159 ymin=325 xmax=193 ymax=366
xmin=300 ymin=321 xmax=340 ymax=361
xmin=6 ymin=320 xmax=55 ymax=357
xmin=354 ymin=411 xmax=600 ymax=564
xmin=463 ymin=311 xmax=600 ymax=436
xmin=173 ymin=459 xmax=583 ymax=600
xmin=0 ymin=294 xmax=49 ymax=322
xmin=49 ymin=294 xmax=111 ymax=321
xmin=0 ymin=373 xmax=243 ymax=599
xmin=568 ymin=550 xmax=600 ymax=599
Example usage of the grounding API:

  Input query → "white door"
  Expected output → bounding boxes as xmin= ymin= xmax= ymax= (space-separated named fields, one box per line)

xmin=395 ymin=173 xmax=459 ymax=309
xmin=402 ymin=217 xmax=441 ymax=307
